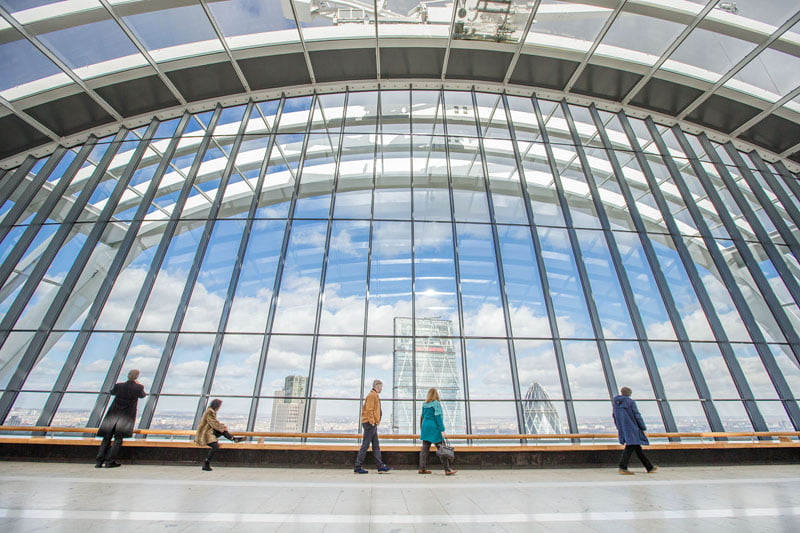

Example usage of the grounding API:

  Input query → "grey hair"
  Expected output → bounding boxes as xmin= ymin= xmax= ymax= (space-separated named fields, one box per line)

xmin=372 ymin=379 xmax=383 ymax=389
xmin=127 ymin=369 xmax=140 ymax=380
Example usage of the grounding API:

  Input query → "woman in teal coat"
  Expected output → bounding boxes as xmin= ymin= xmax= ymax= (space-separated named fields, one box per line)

xmin=418 ymin=388 xmax=456 ymax=475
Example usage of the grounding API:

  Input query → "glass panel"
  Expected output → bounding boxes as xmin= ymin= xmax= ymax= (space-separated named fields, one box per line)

xmin=364 ymin=337 xmax=393 ymax=400
xmin=576 ymin=229 xmax=635 ymax=339
xmin=260 ymin=335 xmax=312 ymax=396
xmin=538 ymin=227 xmax=593 ymax=338
xmin=4 ymin=392 xmax=48 ymax=426
xmin=367 ymin=221 xmax=412 ymax=335
xmin=527 ymin=1 xmax=613 ymax=48
xmin=122 ymin=4 xmax=223 ymax=61
xmin=207 ymin=0 xmax=301 ymax=47
xmin=271 ymin=220 xmax=326 ymax=333
xmin=458 ymin=224 xmax=504 ymax=337
xmin=651 ymin=341 xmax=698 ymax=400
xmin=515 ymin=340 xmax=562 ymax=402
xmin=311 ymin=336 xmax=363 ymax=399
xmin=227 ymin=219 xmax=286 ymax=333
xmin=66 ymin=332 xmax=123 ymax=392
xmin=497 ymin=225 xmax=551 ymax=338
xmin=318 ymin=221 xmax=368 ymax=334
xmin=310 ymin=399 xmax=360 ymax=436
xmin=137 ymin=221 xmax=205 ymax=331
xmin=19 ymin=331 xmax=77 ymax=392
xmin=670 ymin=400 xmax=710 ymax=432
xmin=0 ymin=36 xmax=66 ymax=96
xmin=51 ymin=393 xmax=96 ymax=428
xmin=414 ymin=221 xmax=459 ymax=335
xmin=159 ymin=333 xmax=215 ymax=394
xmin=208 ymin=334 xmax=261 ymax=396
xmin=758 ymin=400 xmax=794 ymax=431
xmin=37 ymin=17 xmax=143 ymax=76
xmin=615 ymin=230 xmax=677 ymax=340
xmin=470 ymin=401 xmax=518 ymax=434
xmin=666 ymin=28 xmax=757 ymax=82
xmin=715 ymin=400 xmax=754 ymax=432
xmin=771 ymin=345 xmax=800 ymax=399
xmin=562 ymin=340 xmax=608 ymax=399
xmin=572 ymin=401 xmax=615 ymax=433
xmin=182 ymin=220 xmax=245 ymax=332
xmin=598 ymin=12 xmax=686 ymax=65
xmin=692 ymin=342 xmax=741 ymax=400
xmin=607 ymin=341 xmax=655 ymax=399
xmin=466 ymin=339 xmax=514 ymax=400
xmin=150 ymin=395 xmax=199 ymax=430
xmin=732 ymin=344 xmax=780 ymax=399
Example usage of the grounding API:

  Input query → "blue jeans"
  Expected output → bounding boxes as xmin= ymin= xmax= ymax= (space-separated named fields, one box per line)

xmin=355 ymin=422 xmax=383 ymax=468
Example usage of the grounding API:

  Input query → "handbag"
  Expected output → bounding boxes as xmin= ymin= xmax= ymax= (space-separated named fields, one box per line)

xmin=435 ymin=438 xmax=455 ymax=461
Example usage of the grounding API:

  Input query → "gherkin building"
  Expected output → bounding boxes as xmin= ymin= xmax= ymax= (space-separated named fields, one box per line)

xmin=1 ymin=0 xmax=799 ymax=441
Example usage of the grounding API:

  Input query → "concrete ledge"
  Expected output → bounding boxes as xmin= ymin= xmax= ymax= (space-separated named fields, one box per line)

xmin=2 ymin=441 xmax=798 ymax=469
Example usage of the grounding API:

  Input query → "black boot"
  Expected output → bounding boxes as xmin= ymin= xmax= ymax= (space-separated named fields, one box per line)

xmin=202 ymin=461 xmax=212 ymax=471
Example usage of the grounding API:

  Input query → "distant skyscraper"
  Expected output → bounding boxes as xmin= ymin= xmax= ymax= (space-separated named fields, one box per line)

xmin=522 ymin=382 xmax=564 ymax=434
xmin=270 ymin=375 xmax=316 ymax=433
xmin=392 ymin=317 xmax=464 ymax=434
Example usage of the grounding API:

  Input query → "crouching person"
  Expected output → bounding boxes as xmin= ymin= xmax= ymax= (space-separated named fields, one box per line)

xmin=195 ymin=398 xmax=245 ymax=471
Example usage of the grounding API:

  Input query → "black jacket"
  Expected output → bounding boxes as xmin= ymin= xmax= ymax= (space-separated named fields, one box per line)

xmin=97 ymin=380 xmax=146 ymax=438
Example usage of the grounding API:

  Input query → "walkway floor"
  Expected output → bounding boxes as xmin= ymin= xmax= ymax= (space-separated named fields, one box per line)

xmin=0 ymin=461 xmax=798 ymax=532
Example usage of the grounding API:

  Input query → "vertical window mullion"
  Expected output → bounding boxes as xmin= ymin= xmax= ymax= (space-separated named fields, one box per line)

xmin=87 ymin=110 xmax=224 ymax=429
xmin=246 ymin=94 xmax=316 ymax=431
xmin=0 ymin=131 xmax=127 ymax=422
xmin=139 ymin=105 xmax=250 ymax=429
xmin=506 ymin=94 xmax=577 ymax=435
xmin=303 ymin=90 xmax=348 ymax=434
xmin=675 ymin=129 xmax=800 ymax=360
xmin=588 ymin=105 xmax=723 ymax=433
xmin=617 ymin=112 xmax=768 ymax=432
xmin=647 ymin=119 xmax=800 ymax=430
xmin=37 ymin=114 xmax=192 ymax=428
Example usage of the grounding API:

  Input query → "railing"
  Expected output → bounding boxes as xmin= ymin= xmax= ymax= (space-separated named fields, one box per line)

xmin=1 ymin=426 xmax=798 ymax=449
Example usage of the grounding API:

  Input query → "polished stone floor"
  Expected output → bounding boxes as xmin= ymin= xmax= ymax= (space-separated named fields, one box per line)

xmin=0 ymin=461 xmax=798 ymax=532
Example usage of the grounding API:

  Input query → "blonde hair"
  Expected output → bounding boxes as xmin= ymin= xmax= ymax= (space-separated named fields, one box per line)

xmin=425 ymin=388 xmax=440 ymax=403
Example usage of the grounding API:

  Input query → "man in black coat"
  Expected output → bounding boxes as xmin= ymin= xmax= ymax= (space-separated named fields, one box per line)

xmin=95 ymin=369 xmax=146 ymax=468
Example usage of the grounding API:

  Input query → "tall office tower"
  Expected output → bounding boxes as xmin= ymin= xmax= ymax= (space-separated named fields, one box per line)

xmin=392 ymin=317 xmax=465 ymax=434
xmin=522 ymin=382 xmax=564 ymax=435
xmin=270 ymin=375 xmax=316 ymax=433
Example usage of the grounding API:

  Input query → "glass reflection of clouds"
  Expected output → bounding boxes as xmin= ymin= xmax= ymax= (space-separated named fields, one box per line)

xmin=0 ymin=87 xmax=798 ymax=441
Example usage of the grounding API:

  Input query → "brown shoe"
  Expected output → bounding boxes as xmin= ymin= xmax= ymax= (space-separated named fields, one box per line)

xmin=647 ymin=466 xmax=659 ymax=474
xmin=445 ymin=470 xmax=457 ymax=476
xmin=418 ymin=469 xmax=432 ymax=474
xmin=618 ymin=468 xmax=634 ymax=475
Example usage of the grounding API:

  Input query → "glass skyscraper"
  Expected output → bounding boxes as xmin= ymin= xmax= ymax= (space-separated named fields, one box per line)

xmin=392 ymin=317 xmax=465 ymax=434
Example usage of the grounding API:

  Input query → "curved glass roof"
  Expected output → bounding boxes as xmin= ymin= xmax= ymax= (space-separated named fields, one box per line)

xmin=1 ymin=0 xmax=800 ymax=169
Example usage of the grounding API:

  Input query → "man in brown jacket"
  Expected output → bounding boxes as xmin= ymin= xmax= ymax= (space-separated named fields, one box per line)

xmin=354 ymin=379 xmax=391 ymax=474
xmin=195 ymin=398 xmax=244 ymax=471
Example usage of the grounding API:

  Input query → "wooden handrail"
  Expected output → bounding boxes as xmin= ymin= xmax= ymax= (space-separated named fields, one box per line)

xmin=1 ymin=426 xmax=798 ymax=441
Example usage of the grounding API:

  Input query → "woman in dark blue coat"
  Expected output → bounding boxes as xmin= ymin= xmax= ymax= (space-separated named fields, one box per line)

xmin=418 ymin=388 xmax=456 ymax=475
xmin=612 ymin=386 xmax=658 ymax=475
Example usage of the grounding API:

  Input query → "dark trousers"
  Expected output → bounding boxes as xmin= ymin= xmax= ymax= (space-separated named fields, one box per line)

xmin=205 ymin=431 xmax=235 ymax=463
xmin=96 ymin=425 xmax=124 ymax=464
xmin=619 ymin=444 xmax=654 ymax=471
xmin=355 ymin=422 xmax=383 ymax=468
xmin=419 ymin=440 xmax=451 ymax=471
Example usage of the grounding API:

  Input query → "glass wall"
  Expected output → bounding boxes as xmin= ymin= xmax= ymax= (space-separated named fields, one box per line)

xmin=1 ymin=90 xmax=799 ymax=441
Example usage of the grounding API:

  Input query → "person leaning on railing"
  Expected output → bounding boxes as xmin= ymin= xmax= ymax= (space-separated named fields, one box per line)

xmin=94 ymin=369 xmax=146 ymax=469
xmin=195 ymin=398 xmax=245 ymax=471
